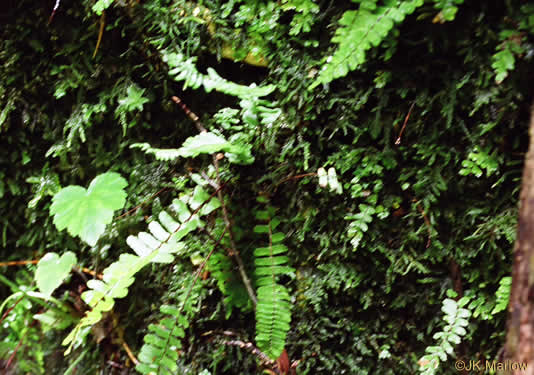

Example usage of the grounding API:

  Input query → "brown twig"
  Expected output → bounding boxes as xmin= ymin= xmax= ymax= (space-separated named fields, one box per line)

xmin=213 ymin=155 xmax=257 ymax=306
xmin=6 ymin=320 xmax=35 ymax=369
xmin=224 ymin=339 xmax=276 ymax=369
xmin=395 ymin=102 xmax=415 ymax=145
xmin=171 ymin=96 xmax=206 ymax=133
xmin=121 ymin=340 xmax=139 ymax=366
xmin=273 ymin=172 xmax=317 ymax=193
xmin=0 ymin=295 xmax=25 ymax=325
xmin=0 ymin=259 xmax=103 ymax=279
xmin=92 ymin=11 xmax=105 ymax=58
xmin=48 ymin=0 xmax=60 ymax=25
xmin=413 ymin=199 xmax=432 ymax=248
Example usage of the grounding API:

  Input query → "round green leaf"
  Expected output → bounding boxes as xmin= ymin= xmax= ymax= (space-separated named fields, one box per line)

xmin=36 ymin=252 xmax=77 ymax=297
xmin=50 ymin=172 xmax=128 ymax=246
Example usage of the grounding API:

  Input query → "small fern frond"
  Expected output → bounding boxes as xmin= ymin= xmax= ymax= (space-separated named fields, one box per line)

xmin=418 ymin=296 xmax=471 ymax=374
xmin=136 ymin=304 xmax=190 ymax=375
xmin=254 ymin=200 xmax=293 ymax=359
xmin=491 ymin=30 xmax=526 ymax=84
xmin=163 ymin=52 xmax=275 ymax=99
xmin=63 ymin=190 xmax=220 ymax=353
xmin=312 ymin=0 xmax=424 ymax=88
xmin=209 ymin=251 xmax=252 ymax=315
xmin=431 ymin=0 xmax=464 ymax=23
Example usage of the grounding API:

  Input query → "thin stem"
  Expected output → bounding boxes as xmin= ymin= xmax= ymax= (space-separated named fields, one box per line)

xmin=214 ymin=156 xmax=258 ymax=306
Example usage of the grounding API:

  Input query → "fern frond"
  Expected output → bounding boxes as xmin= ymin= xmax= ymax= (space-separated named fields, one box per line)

xmin=163 ymin=52 xmax=275 ymax=99
xmin=131 ymin=132 xmax=254 ymax=165
xmin=136 ymin=304 xmax=190 ymax=375
xmin=254 ymin=202 xmax=293 ymax=359
xmin=63 ymin=191 xmax=220 ymax=353
xmin=137 ymin=269 xmax=204 ymax=375
xmin=431 ymin=0 xmax=464 ymax=23
xmin=492 ymin=276 xmax=511 ymax=315
xmin=418 ymin=296 xmax=471 ymax=374
xmin=312 ymin=0 xmax=424 ymax=88
xmin=209 ymin=251 xmax=251 ymax=315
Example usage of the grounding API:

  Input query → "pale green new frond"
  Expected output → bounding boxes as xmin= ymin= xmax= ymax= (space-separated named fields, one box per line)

xmin=418 ymin=295 xmax=471 ymax=374
xmin=63 ymin=191 xmax=219 ymax=354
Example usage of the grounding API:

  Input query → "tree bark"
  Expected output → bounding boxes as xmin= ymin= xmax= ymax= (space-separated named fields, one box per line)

xmin=502 ymin=102 xmax=534 ymax=375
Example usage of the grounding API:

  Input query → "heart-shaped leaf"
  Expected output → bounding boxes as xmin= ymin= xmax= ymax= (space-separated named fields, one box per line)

xmin=36 ymin=252 xmax=77 ymax=297
xmin=50 ymin=172 xmax=128 ymax=246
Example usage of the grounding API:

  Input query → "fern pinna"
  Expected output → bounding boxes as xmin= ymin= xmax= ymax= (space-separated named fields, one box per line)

xmin=254 ymin=197 xmax=294 ymax=359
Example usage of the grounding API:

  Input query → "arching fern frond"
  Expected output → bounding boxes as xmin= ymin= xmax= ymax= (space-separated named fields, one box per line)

xmin=62 ymin=190 xmax=220 ymax=354
xmin=311 ymin=0 xmax=424 ymax=88
xmin=254 ymin=199 xmax=294 ymax=359
xmin=163 ymin=52 xmax=275 ymax=99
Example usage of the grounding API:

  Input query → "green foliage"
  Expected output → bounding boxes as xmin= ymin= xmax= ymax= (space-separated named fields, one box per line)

xmin=281 ymin=0 xmax=320 ymax=35
xmin=115 ymin=84 xmax=150 ymax=136
xmin=62 ymin=101 xmax=108 ymax=148
xmin=35 ymin=252 xmax=77 ymax=297
xmin=459 ymin=146 xmax=500 ymax=178
xmin=50 ymin=172 xmax=128 ymax=246
xmin=491 ymin=31 xmax=525 ymax=84
xmin=208 ymin=249 xmax=251 ymax=315
xmin=254 ymin=200 xmax=294 ymax=359
xmin=163 ymin=52 xmax=275 ymax=99
xmin=491 ymin=5 xmax=534 ymax=83
xmin=26 ymin=170 xmax=61 ymax=208
xmin=1 ymin=0 xmax=531 ymax=373
xmin=418 ymin=295 xmax=471 ymax=374
xmin=432 ymin=0 xmax=464 ymax=22
xmin=312 ymin=0 xmax=424 ymax=88
xmin=92 ymin=0 xmax=114 ymax=15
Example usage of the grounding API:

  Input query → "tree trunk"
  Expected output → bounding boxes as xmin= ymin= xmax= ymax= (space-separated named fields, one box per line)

xmin=503 ymin=102 xmax=534 ymax=375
